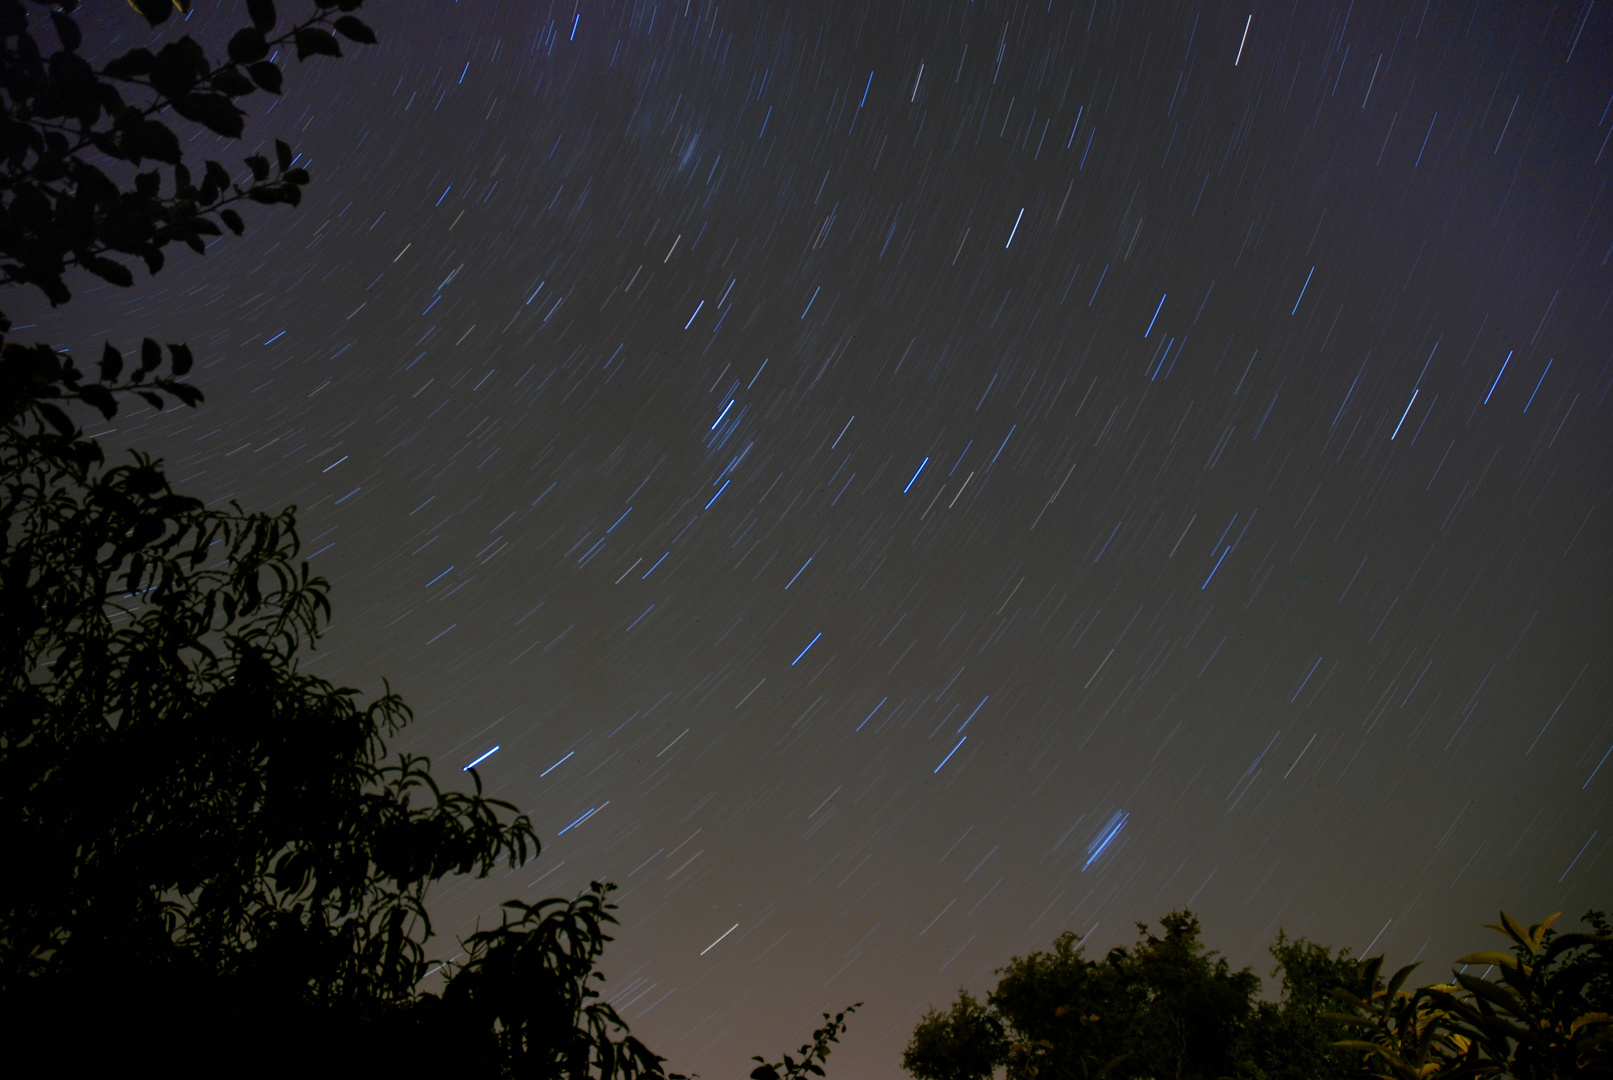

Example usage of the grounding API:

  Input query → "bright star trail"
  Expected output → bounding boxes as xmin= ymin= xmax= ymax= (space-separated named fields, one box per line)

xmin=12 ymin=2 xmax=1611 ymax=1077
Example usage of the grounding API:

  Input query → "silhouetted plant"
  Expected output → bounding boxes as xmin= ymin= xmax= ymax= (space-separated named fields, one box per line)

xmin=1325 ymin=954 xmax=1469 ymax=1080
xmin=1 ymin=0 xmax=377 ymax=425
xmin=899 ymin=913 xmax=1550 ymax=1080
xmin=1 ymin=0 xmax=369 ymax=311
xmin=1326 ymin=910 xmax=1613 ymax=1080
xmin=414 ymin=882 xmax=687 ymax=1080
xmin=904 ymin=989 xmax=1011 ymax=1080
xmin=999 ymin=913 xmax=1257 ymax=1080
xmin=989 ymin=927 xmax=1136 ymax=1080
xmin=1236 ymin=932 xmax=1360 ymax=1080
xmin=0 ymin=413 xmax=538 ymax=1007
xmin=752 ymin=1003 xmax=863 ymax=1080
xmin=0 ymin=7 xmax=861 ymax=1075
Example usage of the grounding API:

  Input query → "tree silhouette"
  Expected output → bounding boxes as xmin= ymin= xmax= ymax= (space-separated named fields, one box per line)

xmin=902 ymin=911 xmax=1611 ymax=1080
xmin=903 ymin=913 xmax=1262 ymax=1080
xmin=1326 ymin=910 xmax=1612 ymax=1080
xmin=2 ymin=0 xmax=370 ymax=426
xmin=752 ymin=1004 xmax=863 ymax=1080
xmin=0 ymin=4 xmax=859 ymax=1074
xmin=1236 ymin=931 xmax=1360 ymax=1080
xmin=904 ymin=989 xmax=1010 ymax=1080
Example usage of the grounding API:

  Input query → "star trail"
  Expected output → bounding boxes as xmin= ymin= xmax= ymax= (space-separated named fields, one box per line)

xmin=10 ymin=1 xmax=1612 ymax=1077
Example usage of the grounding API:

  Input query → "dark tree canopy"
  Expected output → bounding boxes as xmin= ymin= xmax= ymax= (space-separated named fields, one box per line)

xmin=0 ymin=3 xmax=513 ymax=1023
xmin=900 ymin=911 xmax=1612 ymax=1080
xmin=0 ymin=364 xmax=704 ymax=1075
xmin=901 ymin=912 xmax=1274 ymax=1080
xmin=1238 ymin=932 xmax=1362 ymax=1080
xmin=0 ymin=420 xmax=535 ymax=995
xmin=994 ymin=911 xmax=1264 ymax=1080
xmin=0 ymin=0 xmax=369 ymax=315
xmin=0 ymin=0 xmax=375 ymax=429
xmin=904 ymin=989 xmax=1012 ymax=1080
xmin=0 ymin=5 xmax=861 ymax=1075
xmin=752 ymin=1004 xmax=863 ymax=1080
xmin=1326 ymin=911 xmax=1613 ymax=1080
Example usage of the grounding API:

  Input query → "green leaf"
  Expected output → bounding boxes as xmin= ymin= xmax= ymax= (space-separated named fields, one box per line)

xmin=1385 ymin=962 xmax=1419 ymax=1001
xmin=247 ymin=61 xmax=282 ymax=94
xmin=228 ymin=27 xmax=270 ymax=65
xmin=1530 ymin=911 xmax=1563 ymax=943
xmin=141 ymin=339 xmax=162 ymax=374
xmin=1456 ymin=973 xmax=1522 ymax=1016
xmin=275 ymin=139 xmax=294 ymax=171
xmin=100 ymin=342 xmax=124 ymax=382
xmin=245 ymin=155 xmax=270 ymax=181
xmin=294 ymin=27 xmax=343 ymax=60
xmin=220 ymin=209 xmax=244 ymax=235
xmin=333 ymin=16 xmax=377 ymax=44
xmin=1494 ymin=911 xmax=1533 ymax=952
xmin=168 ymin=343 xmax=193 ymax=376
xmin=1457 ymin=952 xmax=1517 ymax=969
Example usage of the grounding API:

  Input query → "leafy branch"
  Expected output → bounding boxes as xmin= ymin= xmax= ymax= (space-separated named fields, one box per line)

xmin=1 ymin=334 xmax=199 ymax=430
xmin=753 ymin=1003 xmax=863 ymax=1080
xmin=0 ymin=0 xmax=377 ymax=320
xmin=1324 ymin=911 xmax=1613 ymax=1080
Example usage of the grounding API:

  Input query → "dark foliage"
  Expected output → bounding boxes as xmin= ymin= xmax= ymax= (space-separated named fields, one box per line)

xmin=0 ymin=0 xmax=377 ymax=427
xmin=438 ymin=883 xmax=687 ymax=1079
xmin=994 ymin=912 xmax=1263 ymax=1080
xmin=0 ymin=415 xmax=533 ymax=1024
xmin=902 ymin=911 xmax=1611 ymax=1080
xmin=1237 ymin=932 xmax=1360 ymax=1080
xmin=0 ymin=0 xmax=371 ymax=318
xmin=0 ymin=8 xmax=862 ymax=1075
xmin=904 ymin=989 xmax=1011 ymax=1080
xmin=0 ymin=404 xmax=856 ymax=1077
xmin=902 ymin=912 xmax=1269 ymax=1080
xmin=1326 ymin=910 xmax=1612 ymax=1080
xmin=988 ymin=927 xmax=1134 ymax=1080
xmin=752 ymin=1004 xmax=863 ymax=1080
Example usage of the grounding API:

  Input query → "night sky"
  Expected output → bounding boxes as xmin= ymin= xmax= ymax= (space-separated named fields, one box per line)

xmin=13 ymin=0 xmax=1613 ymax=1075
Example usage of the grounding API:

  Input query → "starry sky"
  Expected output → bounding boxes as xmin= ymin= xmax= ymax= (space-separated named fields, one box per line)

xmin=12 ymin=0 xmax=1613 ymax=1075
